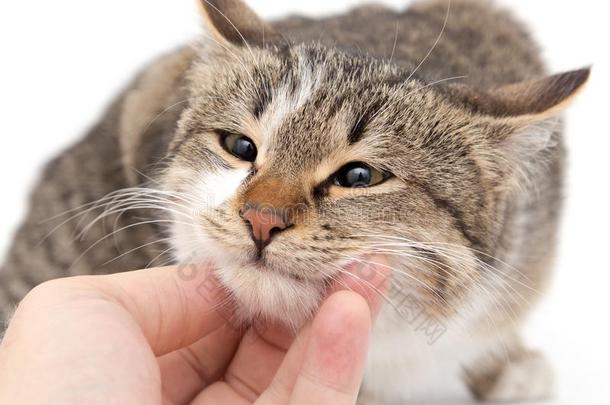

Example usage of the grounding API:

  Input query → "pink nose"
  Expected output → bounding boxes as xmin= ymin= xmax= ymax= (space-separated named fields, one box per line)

xmin=241 ymin=207 xmax=290 ymax=251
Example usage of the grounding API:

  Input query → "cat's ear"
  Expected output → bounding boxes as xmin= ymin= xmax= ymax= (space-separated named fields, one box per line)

xmin=455 ymin=68 xmax=590 ymax=154
xmin=477 ymin=67 xmax=590 ymax=119
xmin=197 ymin=0 xmax=282 ymax=47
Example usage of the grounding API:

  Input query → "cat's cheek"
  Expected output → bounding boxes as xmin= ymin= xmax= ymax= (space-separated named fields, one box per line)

xmin=168 ymin=219 xmax=213 ymax=264
xmin=195 ymin=168 xmax=250 ymax=209
xmin=166 ymin=166 xmax=249 ymax=263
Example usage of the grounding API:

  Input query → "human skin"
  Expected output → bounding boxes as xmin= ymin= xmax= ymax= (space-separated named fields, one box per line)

xmin=0 ymin=262 xmax=388 ymax=404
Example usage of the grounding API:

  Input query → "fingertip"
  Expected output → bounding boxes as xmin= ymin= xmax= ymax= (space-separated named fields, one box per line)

xmin=311 ymin=290 xmax=372 ymax=368
xmin=316 ymin=290 xmax=372 ymax=335
xmin=331 ymin=255 xmax=391 ymax=317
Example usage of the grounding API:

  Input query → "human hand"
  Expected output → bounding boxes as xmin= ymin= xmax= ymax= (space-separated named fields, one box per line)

xmin=0 ymin=262 xmax=388 ymax=404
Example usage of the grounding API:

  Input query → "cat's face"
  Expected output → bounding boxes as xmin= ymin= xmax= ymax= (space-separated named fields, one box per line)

xmin=160 ymin=0 xmax=587 ymax=327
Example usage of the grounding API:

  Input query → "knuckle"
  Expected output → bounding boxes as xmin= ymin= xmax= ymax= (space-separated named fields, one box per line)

xmin=18 ymin=276 xmax=95 ymax=313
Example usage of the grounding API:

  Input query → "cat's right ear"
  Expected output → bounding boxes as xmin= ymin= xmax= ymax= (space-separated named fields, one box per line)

xmin=197 ymin=0 xmax=282 ymax=47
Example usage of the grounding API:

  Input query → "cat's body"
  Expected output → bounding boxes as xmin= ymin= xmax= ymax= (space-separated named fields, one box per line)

xmin=0 ymin=0 xmax=587 ymax=403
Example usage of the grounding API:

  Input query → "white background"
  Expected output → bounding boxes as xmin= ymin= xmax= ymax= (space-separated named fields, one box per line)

xmin=0 ymin=1 xmax=608 ymax=403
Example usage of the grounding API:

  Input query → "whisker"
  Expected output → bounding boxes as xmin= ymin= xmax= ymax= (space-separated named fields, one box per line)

xmin=404 ymin=0 xmax=452 ymax=83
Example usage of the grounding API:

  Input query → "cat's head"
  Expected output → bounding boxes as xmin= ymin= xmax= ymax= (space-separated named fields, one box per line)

xmin=161 ymin=0 xmax=589 ymax=328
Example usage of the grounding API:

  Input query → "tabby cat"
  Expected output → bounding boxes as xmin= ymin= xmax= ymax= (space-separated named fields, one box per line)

xmin=0 ymin=0 xmax=589 ymax=402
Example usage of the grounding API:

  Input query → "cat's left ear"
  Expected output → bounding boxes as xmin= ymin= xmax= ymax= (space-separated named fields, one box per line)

xmin=456 ymin=67 xmax=590 ymax=153
xmin=469 ymin=67 xmax=591 ymax=119
xmin=197 ymin=0 xmax=282 ymax=47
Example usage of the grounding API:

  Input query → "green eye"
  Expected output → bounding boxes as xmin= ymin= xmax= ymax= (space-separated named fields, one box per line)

xmin=221 ymin=132 xmax=257 ymax=162
xmin=333 ymin=162 xmax=388 ymax=188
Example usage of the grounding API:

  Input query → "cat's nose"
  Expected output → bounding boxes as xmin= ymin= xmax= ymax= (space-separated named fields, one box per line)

xmin=240 ymin=206 xmax=291 ymax=252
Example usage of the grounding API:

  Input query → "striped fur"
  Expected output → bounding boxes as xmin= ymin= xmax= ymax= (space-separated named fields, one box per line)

xmin=1 ymin=0 xmax=589 ymax=402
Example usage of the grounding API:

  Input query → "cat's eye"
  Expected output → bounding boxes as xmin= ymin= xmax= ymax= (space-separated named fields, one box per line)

xmin=332 ymin=162 xmax=388 ymax=188
xmin=220 ymin=132 xmax=257 ymax=162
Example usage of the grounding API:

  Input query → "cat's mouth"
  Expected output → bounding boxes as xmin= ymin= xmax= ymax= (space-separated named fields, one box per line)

xmin=249 ymin=253 xmax=308 ymax=283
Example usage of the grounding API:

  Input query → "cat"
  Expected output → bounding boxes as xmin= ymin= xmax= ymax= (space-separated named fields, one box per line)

xmin=0 ymin=0 xmax=589 ymax=402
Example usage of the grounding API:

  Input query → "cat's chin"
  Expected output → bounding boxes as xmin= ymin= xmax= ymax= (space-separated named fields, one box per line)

xmin=170 ymin=234 xmax=331 ymax=329
xmin=215 ymin=261 xmax=327 ymax=330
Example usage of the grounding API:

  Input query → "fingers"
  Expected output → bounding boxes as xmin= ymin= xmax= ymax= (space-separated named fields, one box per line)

xmin=191 ymin=381 xmax=251 ymax=405
xmin=206 ymin=293 xmax=372 ymax=405
xmin=224 ymin=326 xmax=293 ymax=400
xmin=0 ymin=254 xmax=389 ymax=405
xmin=288 ymin=291 xmax=372 ymax=405
xmin=158 ymin=323 xmax=240 ymax=404
xmin=193 ymin=324 xmax=295 ymax=404
xmin=254 ymin=324 xmax=313 ymax=404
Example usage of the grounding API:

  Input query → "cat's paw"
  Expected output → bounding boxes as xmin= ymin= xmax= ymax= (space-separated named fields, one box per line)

xmin=467 ymin=350 xmax=554 ymax=402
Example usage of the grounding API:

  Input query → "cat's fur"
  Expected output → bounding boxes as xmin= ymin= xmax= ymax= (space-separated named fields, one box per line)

xmin=0 ymin=0 xmax=589 ymax=402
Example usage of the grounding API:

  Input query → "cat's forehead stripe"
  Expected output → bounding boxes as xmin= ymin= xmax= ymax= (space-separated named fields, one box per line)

xmin=252 ymin=81 xmax=272 ymax=120
xmin=258 ymin=60 xmax=323 ymax=138
xmin=347 ymin=99 xmax=385 ymax=145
